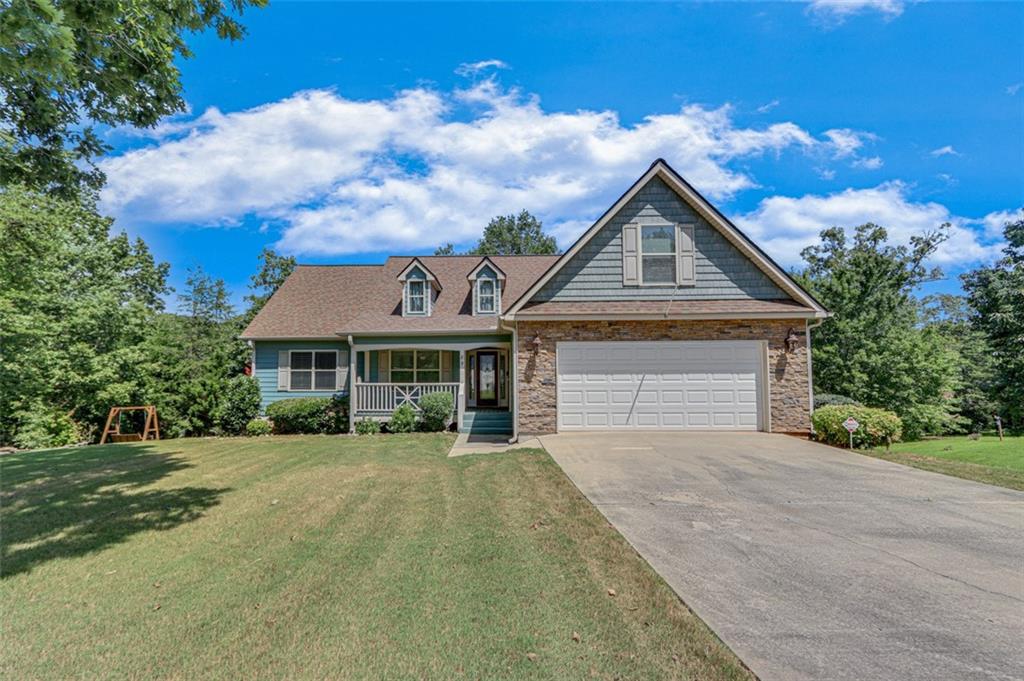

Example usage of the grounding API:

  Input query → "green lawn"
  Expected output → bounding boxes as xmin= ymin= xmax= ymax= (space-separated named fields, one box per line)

xmin=1 ymin=435 xmax=751 ymax=680
xmin=867 ymin=435 xmax=1024 ymax=491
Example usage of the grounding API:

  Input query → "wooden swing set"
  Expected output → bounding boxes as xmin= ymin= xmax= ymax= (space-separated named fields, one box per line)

xmin=99 ymin=406 xmax=161 ymax=444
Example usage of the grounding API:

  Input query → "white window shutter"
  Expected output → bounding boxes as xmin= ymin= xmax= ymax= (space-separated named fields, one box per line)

xmin=622 ymin=224 xmax=640 ymax=286
xmin=336 ymin=349 xmax=350 ymax=391
xmin=678 ymin=223 xmax=696 ymax=286
xmin=277 ymin=351 xmax=290 ymax=390
xmin=496 ymin=281 xmax=502 ymax=314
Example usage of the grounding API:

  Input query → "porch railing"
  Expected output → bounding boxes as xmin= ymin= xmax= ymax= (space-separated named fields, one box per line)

xmin=354 ymin=382 xmax=460 ymax=414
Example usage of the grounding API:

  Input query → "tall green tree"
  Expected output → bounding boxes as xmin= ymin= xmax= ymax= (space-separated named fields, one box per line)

xmin=920 ymin=294 xmax=997 ymax=432
xmin=961 ymin=219 xmax=1024 ymax=429
xmin=0 ymin=0 xmax=266 ymax=199
xmin=469 ymin=210 xmax=559 ymax=255
xmin=797 ymin=223 xmax=961 ymax=439
xmin=142 ymin=267 xmax=248 ymax=437
xmin=244 ymin=247 xmax=296 ymax=321
xmin=0 ymin=186 xmax=168 ymax=447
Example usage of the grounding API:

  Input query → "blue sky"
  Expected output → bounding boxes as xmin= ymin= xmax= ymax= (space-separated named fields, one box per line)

xmin=99 ymin=1 xmax=1024 ymax=308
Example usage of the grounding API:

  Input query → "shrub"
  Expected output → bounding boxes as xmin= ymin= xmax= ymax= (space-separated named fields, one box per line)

xmin=419 ymin=392 xmax=454 ymax=432
xmin=813 ymin=393 xmax=862 ymax=410
xmin=354 ymin=417 xmax=381 ymax=435
xmin=812 ymin=405 xmax=902 ymax=449
xmin=13 ymin=405 xmax=82 ymax=450
xmin=245 ymin=418 xmax=272 ymax=437
xmin=265 ymin=395 xmax=348 ymax=434
xmin=214 ymin=376 xmax=262 ymax=435
xmin=387 ymin=403 xmax=417 ymax=433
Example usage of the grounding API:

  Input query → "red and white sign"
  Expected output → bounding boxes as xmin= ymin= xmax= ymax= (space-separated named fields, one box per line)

xmin=843 ymin=417 xmax=860 ymax=433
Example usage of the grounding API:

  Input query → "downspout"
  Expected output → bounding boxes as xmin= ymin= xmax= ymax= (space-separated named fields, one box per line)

xmin=805 ymin=318 xmax=826 ymax=434
xmin=499 ymin=317 xmax=519 ymax=443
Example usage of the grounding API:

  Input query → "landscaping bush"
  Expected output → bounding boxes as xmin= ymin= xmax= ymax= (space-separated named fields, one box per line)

xmin=13 ymin=405 xmax=83 ymax=450
xmin=387 ymin=403 xmax=417 ymax=433
xmin=813 ymin=393 xmax=862 ymax=410
xmin=354 ymin=417 xmax=381 ymax=435
xmin=812 ymin=405 xmax=902 ymax=449
xmin=265 ymin=395 xmax=348 ymax=434
xmin=245 ymin=418 xmax=272 ymax=437
xmin=418 ymin=392 xmax=454 ymax=432
xmin=214 ymin=376 xmax=262 ymax=435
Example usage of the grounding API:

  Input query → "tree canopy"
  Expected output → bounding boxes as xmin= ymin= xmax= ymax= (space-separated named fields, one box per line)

xmin=435 ymin=210 xmax=559 ymax=256
xmin=797 ymin=223 xmax=962 ymax=438
xmin=961 ymin=219 xmax=1024 ymax=429
xmin=0 ymin=0 xmax=266 ymax=199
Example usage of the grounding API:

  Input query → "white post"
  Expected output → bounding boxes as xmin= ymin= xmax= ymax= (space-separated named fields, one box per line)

xmin=457 ymin=350 xmax=466 ymax=432
xmin=348 ymin=336 xmax=356 ymax=433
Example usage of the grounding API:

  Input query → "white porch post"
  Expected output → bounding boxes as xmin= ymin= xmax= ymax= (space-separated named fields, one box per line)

xmin=457 ymin=350 xmax=466 ymax=432
xmin=348 ymin=336 xmax=357 ymax=433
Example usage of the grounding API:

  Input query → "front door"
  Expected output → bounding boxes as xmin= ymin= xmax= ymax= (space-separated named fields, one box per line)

xmin=475 ymin=351 xmax=498 ymax=407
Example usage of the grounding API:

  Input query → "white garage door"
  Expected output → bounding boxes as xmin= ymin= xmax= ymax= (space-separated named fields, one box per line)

xmin=556 ymin=341 xmax=765 ymax=431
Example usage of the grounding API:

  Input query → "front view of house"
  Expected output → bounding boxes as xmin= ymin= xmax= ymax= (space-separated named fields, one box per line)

xmin=241 ymin=159 xmax=829 ymax=438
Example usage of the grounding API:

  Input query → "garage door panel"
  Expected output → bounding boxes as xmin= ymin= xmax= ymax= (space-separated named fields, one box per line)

xmin=557 ymin=340 xmax=763 ymax=431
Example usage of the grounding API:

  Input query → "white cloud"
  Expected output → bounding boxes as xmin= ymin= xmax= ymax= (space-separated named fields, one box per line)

xmin=823 ymin=128 xmax=876 ymax=158
xmin=929 ymin=145 xmax=959 ymax=157
xmin=1006 ymin=82 xmax=1023 ymax=96
xmin=734 ymin=182 xmax=1006 ymax=267
xmin=852 ymin=156 xmax=884 ymax=170
xmin=455 ymin=59 xmax=509 ymax=77
xmin=979 ymin=207 xmax=1023 ymax=239
xmin=101 ymin=82 xmax=847 ymax=256
xmin=756 ymin=99 xmax=780 ymax=114
xmin=808 ymin=0 xmax=906 ymax=24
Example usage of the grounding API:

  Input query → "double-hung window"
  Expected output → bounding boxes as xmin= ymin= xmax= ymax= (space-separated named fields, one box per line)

xmin=407 ymin=280 xmax=426 ymax=314
xmin=389 ymin=350 xmax=440 ymax=383
xmin=290 ymin=351 xmax=337 ymax=391
xmin=641 ymin=224 xmax=677 ymax=284
xmin=476 ymin=278 xmax=498 ymax=314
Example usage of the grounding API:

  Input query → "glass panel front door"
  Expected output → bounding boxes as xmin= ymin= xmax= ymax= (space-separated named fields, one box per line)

xmin=476 ymin=351 xmax=498 ymax=406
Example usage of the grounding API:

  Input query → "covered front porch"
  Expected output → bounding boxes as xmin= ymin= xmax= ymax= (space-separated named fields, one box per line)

xmin=349 ymin=335 xmax=513 ymax=434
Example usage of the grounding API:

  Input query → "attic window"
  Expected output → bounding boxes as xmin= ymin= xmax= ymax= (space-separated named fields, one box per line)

xmin=407 ymin=280 xmax=427 ymax=314
xmin=641 ymin=225 xmax=676 ymax=284
xmin=476 ymin=278 xmax=498 ymax=314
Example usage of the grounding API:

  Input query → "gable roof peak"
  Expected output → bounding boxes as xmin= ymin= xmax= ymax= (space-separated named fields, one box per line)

xmin=396 ymin=257 xmax=442 ymax=290
xmin=467 ymin=256 xmax=507 ymax=281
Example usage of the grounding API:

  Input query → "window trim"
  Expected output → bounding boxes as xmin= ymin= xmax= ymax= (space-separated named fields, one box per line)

xmin=405 ymin=279 xmax=428 ymax=316
xmin=474 ymin=276 xmax=500 ymax=315
xmin=288 ymin=349 xmax=340 ymax=392
xmin=639 ymin=223 xmax=679 ymax=287
xmin=387 ymin=349 xmax=442 ymax=384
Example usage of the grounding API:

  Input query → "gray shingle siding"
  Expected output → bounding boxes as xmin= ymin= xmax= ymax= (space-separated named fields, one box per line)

xmin=533 ymin=177 xmax=789 ymax=302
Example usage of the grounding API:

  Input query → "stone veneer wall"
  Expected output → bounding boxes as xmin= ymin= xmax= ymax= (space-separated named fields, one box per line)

xmin=516 ymin=319 xmax=810 ymax=435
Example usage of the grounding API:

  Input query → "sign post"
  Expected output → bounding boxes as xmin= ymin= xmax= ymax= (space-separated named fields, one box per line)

xmin=843 ymin=417 xmax=860 ymax=449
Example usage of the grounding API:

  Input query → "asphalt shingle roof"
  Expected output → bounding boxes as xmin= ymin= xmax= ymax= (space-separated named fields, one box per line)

xmin=240 ymin=255 xmax=559 ymax=339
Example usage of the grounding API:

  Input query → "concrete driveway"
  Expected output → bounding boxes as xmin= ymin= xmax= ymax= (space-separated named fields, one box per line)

xmin=540 ymin=432 xmax=1024 ymax=681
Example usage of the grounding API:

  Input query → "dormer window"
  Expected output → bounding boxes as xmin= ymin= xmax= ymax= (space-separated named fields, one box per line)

xmin=467 ymin=257 xmax=506 ymax=316
xmin=407 ymin=280 xmax=426 ymax=314
xmin=476 ymin=277 xmax=498 ymax=314
xmin=397 ymin=258 xmax=440 ymax=317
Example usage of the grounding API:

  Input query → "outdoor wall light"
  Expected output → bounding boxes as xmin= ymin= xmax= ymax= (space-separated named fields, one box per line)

xmin=784 ymin=328 xmax=801 ymax=353
xmin=531 ymin=335 xmax=542 ymax=353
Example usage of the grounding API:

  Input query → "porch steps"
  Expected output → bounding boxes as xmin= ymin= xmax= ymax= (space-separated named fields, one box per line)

xmin=460 ymin=410 xmax=513 ymax=435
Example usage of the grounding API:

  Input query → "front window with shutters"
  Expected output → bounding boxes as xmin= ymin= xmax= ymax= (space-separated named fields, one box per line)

xmin=640 ymin=224 xmax=677 ymax=284
xmin=290 ymin=351 xmax=338 ymax=391
xmin=389 ymin=350 xmax=440 ymax=383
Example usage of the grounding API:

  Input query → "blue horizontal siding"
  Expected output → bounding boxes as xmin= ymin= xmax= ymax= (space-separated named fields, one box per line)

xmin=253 ymin=340 xmax=350 ymax=412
